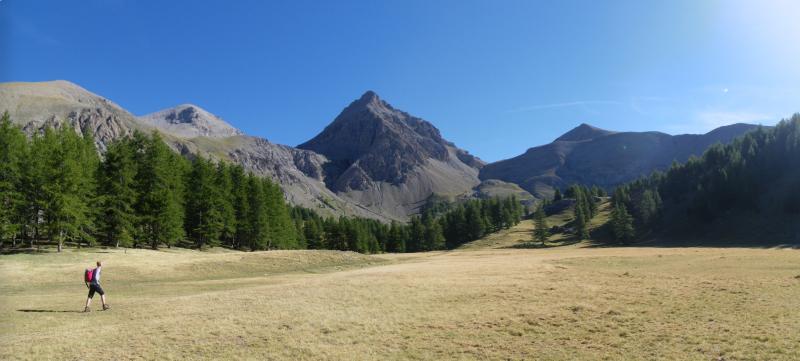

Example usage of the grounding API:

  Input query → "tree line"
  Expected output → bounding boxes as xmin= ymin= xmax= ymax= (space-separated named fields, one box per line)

xmin=0 ymin=113 xmax=298 ymax=251
xmin=0 ymin=112 xmax=525 ymax=253
xmin=608 ymin=114 xmax=800 ymax=242
xmin=292 ymin=196 xmax=524 ymax=253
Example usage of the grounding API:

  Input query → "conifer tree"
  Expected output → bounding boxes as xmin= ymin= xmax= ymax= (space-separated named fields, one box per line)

xmin=244 ymin=174 xmax=269 ymax=250
xmin=214 ymin=162 xmax=237 ymax=246
xmin=263 ymin=179 xmax=296 ymax=249
xmin=553 ymin=188 xmax=563 ymax=201
xmin=0 ymin=113 xmax=27 ymax=247
xmin=533 ymin=205 xmax=549 ymax=245
xmin=574 ymin=201 xmax=589 ymax=239
xmin=185 ymin=156 xmax=224 ymax=249
xmin=135 ymin=132 xmax=186 ymax=249
xmin=423 ymin=216 xmax=445 ymax=251
xmin=96 ymin=139 xmax=137 ymax=247
xmin=464 ymin=202 xmax=485 ymax=241
xmin=610 ymin=202 xmax=635 ymax=243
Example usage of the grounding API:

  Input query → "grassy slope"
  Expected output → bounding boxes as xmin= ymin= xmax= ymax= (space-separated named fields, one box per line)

xmin=2 ymin=218 xmax=800 ymax=360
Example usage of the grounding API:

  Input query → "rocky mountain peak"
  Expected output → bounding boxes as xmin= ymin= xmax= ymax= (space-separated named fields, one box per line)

xmin=298 ymin=91 xmax=479 ymax=190
xmin=555 ymin=123 xmax=615 ymax=142
xmin=138 ymin=104 xmax=242 ymax=139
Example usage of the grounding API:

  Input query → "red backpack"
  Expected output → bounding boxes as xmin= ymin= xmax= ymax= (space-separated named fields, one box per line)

xmin=84 ymin=268 xmax=94 ymax=283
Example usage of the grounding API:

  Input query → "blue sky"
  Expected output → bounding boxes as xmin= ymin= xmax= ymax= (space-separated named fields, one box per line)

xmin=2 ymin=0 xmax=799 ymax=162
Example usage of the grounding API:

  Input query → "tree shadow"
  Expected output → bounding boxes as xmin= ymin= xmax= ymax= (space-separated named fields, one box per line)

xmin=17 ymin=309 xmax=82 ymax=313
xmin=506 ymin=235 xmax=583 ymax=249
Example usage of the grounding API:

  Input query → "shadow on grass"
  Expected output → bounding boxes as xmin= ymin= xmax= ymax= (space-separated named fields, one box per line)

xmin=17 ymin=309 xmax=82 ymax=313
xmin=507 ymin=236 xmax=584 ymax=249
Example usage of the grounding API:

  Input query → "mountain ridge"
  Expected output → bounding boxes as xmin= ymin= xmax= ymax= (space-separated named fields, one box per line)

xmin=480 ymin=123 xmax=763 ymax=200
xmin=0 ymin=79 xmax=763 ymax=221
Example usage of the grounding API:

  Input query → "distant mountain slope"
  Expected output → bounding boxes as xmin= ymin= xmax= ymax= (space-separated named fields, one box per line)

xmin=0 ymin=80 xmax=385 ymax=220
xmin=0 ymin=80 xmax=149 ymax=151
xmin=480 ymin=123 xmax=761 ymax=199
xmin=299 ymin=91 xmax=485 ymax=220
xmin=139 ymin=104 xmax=243 ymax=139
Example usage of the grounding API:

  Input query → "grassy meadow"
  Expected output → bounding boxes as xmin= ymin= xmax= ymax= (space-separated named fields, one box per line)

xmin=2 ymin=217 xmax=800 ymax=360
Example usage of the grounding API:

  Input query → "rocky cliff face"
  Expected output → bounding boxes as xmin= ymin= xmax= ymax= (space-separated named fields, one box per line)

xmin=480 ymin=123 xmax=761 ymax=199
xmin=299 ymin=91 xmax=485 ymax=219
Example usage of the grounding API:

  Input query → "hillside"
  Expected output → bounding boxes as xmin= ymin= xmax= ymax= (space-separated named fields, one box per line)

xmin=480 ymin=123 xmax=760 ymax=200
xmin=613 ymin=114 xmax=800 ymax=245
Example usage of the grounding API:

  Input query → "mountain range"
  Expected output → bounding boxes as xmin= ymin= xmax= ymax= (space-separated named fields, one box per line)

xmin=0 ymin=80 xmax=760 ymax=221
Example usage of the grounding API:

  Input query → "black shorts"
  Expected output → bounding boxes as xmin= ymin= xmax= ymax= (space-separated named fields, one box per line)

xmin=87 ymin=283 xmax=104 ymax=298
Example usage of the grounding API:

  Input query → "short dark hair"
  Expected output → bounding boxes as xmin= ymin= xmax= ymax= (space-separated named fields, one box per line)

xmin=96 ymin=261 xmax=102 ymax=267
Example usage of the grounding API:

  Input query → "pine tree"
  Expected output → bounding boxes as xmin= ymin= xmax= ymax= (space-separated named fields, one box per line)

xmin=422 ymin=216 xmax=445 ymax=251
xmin=574 ymin=201 xmax=589 ymax=239
xmin=610 ymin=202 xmax=635 ymax=243
xmin=185 ymin=156 xmax=224 ymax=249
xmin=134 ymin=132 xmax=186 ymax=249
xmin=244 ymin=174 xmax=269 ymax=250
xmin=304 ymin=217 xmax=323 ymax=249
xmin=229 ymin=165 xmax=250 ymax=249
xmin=553 ymin=188 xmax=563 ymax=201
xmin=464 ymin=202 xmax=485 ymax=241
xmin=96 ymin=139 xmax=137 ymax=247
xmin=36 ymin=125 xmax=97 ymax=252
xmin=263 ymin=179 xmax=296 ymax=249
xmin=214 ymin=162 xmax=237 ymax=246
xmin=0 ymin=113 xmax=27 ymax=247
xmin=533 ymin=205 xmax=549 ymax=245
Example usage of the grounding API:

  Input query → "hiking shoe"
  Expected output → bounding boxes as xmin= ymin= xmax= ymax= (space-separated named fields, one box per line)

xmin=102 ymin=304 xmax=110 ymax=311
xmin=83 ymin=306 xmax=91 ymax=313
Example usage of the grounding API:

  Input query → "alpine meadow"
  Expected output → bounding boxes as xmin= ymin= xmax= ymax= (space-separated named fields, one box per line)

xmin=2 ymin=1 xmax=800 ymax=360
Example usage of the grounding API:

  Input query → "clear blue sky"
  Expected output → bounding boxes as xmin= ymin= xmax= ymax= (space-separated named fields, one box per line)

xmin=3 ymin=0 xmax=799 ymax=162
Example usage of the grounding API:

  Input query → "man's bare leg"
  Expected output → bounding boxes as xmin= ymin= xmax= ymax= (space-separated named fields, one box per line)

xmin=84 ymin=297 xmax=92 ymax=312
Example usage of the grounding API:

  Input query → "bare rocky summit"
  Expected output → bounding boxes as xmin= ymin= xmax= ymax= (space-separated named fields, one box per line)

xmin=139 ymin=104 xmax=244 ymax=139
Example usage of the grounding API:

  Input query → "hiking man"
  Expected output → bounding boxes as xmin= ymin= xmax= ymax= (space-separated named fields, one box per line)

xmin=84 ymin=261 xmax=109 ymax=312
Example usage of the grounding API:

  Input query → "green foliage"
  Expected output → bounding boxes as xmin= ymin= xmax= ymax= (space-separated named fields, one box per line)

xmin=533 ymin=205 xmax=549 ymax=244
xmin=134 ymin=132 xmax=186 ymax=249
xmin=553 ymin=188 xmax=563 ymax=202
xmin=96 ymin=139 xmax=137 ymax=247
xmin=0 ymin=112 xmax=27 ymax=246
xmin=185 ymin=156 xmax=225 ymax=249
xmin=567 ymin=184 xmax=596 ymax=239
xmin=611 ymin=114 xmax=800 ymax=240
xmin=610 ymin=202 xmax=635 ymax=243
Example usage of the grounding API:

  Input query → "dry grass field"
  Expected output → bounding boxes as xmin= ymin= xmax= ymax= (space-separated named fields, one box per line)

xmin=2 ymin=222 xmax=800 ymax=360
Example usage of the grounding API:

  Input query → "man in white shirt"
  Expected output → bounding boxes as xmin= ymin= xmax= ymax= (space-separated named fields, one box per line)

xmin=84 ymin=261 xmax=109 ymax=312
